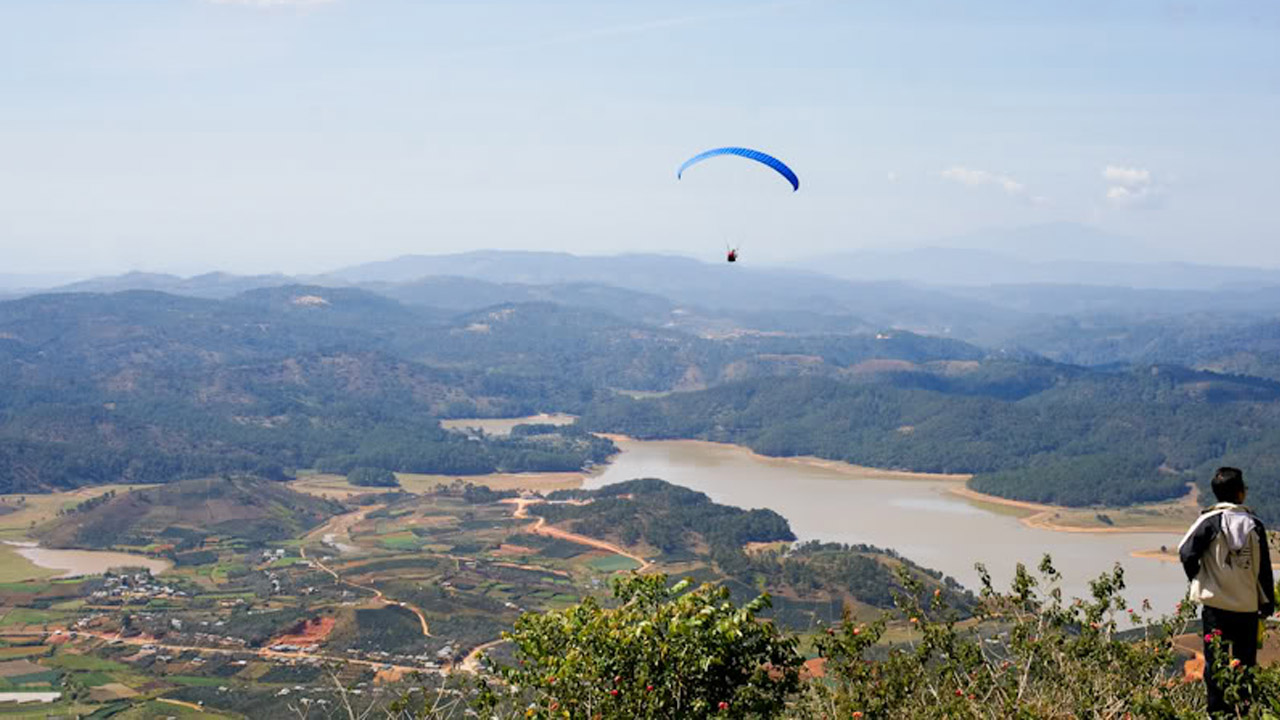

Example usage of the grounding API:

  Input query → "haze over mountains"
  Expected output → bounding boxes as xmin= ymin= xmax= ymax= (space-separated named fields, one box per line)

xmin=7 ymin=220 xmax=1280 ymax=518
xmin=3 ymin=222 xmax=1279 ymax=351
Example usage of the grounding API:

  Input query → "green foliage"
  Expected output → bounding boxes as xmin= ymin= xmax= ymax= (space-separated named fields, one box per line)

xmin=416 ymin=558 xmax=1225 ymax=719
xmin=730 ymin=541 xmax=974 ymax=613
xmin=481 ymin=573 xmax=801 ymax=719
xmin=581 ymin=371 xmax=1280 ymax=519
xmin=535 ymin=478 xmax=794 ymax=559
xmin=347 ymin=467 xmax=399 ymax=488
xmin=796 ymin=557 xmax=1202 ymax=718
xmin=0 ymin=291 xmax=612 ymax=493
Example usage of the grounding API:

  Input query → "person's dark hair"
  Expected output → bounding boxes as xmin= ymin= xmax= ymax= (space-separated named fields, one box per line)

xmin=1211 ymin=466 xmax=1246 ymax=503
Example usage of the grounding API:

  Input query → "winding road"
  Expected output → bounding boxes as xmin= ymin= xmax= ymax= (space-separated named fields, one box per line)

xmin=301 ymin=509 xmax=433 ymax=638
xmin=504 ymin=497 xmax=652 ymax=572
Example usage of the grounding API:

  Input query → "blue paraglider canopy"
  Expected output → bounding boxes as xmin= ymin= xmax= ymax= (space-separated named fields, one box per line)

xmin=677 ymin=147 xmax=799 ymax=192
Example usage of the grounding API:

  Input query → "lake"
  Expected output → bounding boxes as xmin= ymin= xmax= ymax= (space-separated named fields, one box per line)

xmin=6 ymin=542 xmax=171 ymax=578
xmin=584 ymin=438 xmax=1187 ymax=612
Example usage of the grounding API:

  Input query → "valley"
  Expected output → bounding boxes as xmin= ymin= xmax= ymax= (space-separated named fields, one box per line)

xmin=2 ymin=259 xmax=1279 ymax=715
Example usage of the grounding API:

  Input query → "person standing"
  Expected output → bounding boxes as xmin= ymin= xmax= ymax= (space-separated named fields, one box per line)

xmin=1179 ymin=467 xmax=1276 ymax=715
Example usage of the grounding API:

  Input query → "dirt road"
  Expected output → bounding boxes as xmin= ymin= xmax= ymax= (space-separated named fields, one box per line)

xmin=504 ymin=497 xmax=651 ymax=571
xmin=458 ymin=638 xmax=507 ymax=674
xmin=302 ymin=508 xmax=433 ymax=637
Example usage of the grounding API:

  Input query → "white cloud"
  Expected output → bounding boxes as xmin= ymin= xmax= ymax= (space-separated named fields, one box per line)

xmin=886 ymin=171 xmax=900 ymax=183
xmin=1103 ymin=165 xmax=1151 ymax=187
xmin=939 ymin=166 xmax=1044 ymax=204
xmin=1102 ymin=165 xmax=1163 ymax=208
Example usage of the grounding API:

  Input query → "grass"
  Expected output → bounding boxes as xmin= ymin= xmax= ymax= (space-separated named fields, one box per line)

xmin=71 ymin=671 xmax=115 ymax=687
xmin=0 ymin=648 xmax=47 ymax=661
xmin=46 ymin=653 xmax=129 ymax=672
xmin=0 ymin=609 xmax=60 ymax=629
xmin=0 ymin=700 xmax=97 ymax=719
xmin=0 ymin=583 xmax=52 ymax=595
xmin=290 ymin=471 xmax=583 ymax=498
xmin=210 ymin=562 xmax=247 ymax=584
xmin=0 ymin=548 xmax=56 ymax=585
xmin=0 ymin=485 xmax=156 ymax=540
xmin=584 ymin=555 xmax=641 ymax=573
xmin=377 ymin=534 xmax=424 ymax=551
xmin=167 ymin=675 xmax=226 ymax=687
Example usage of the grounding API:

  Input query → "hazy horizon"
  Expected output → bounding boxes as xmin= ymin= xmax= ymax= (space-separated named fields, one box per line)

xmin=3 ymin=1 xmax=1278 ymax=277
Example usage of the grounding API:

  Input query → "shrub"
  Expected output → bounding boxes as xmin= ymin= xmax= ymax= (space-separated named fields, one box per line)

xmin=476 ymin=573 xmax=801 ymax=719
xmin=798 ymin=556 xmax=1204 ymax=719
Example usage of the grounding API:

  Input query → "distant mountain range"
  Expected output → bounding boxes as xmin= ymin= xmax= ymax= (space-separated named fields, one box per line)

xmin=792 ymin=223 xmax=1280 ymax=290
xmin=7 ymin=234 xmax=1280 ymax=367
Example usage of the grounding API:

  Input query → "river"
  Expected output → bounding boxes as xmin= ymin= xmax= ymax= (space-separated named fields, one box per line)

xmin=583 ymin=438 xmax=1187 ymax=613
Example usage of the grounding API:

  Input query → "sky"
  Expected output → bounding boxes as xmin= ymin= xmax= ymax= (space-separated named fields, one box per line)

xmin=1 ymin=0 xmax=1278 ymax=276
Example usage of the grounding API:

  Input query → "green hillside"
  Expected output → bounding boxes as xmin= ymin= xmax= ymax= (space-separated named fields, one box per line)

xmin=537 ymin=479 xmax=974 ymax=621
xmin=34 ymin=475 xmax=343 ymax=548
xmin=580 ymin=370 xmax=1280 ymax=519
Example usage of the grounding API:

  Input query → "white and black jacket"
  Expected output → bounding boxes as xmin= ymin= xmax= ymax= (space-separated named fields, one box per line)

xmin=1179 ymin=502 xmax=1276 ymax=615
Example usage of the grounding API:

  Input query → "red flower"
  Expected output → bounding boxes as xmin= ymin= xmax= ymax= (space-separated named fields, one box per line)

xmin=954 ymin=689 xmax=963 ymax=697
xmin=852 ymin=627 xmax=861 ymax=636
xmin=1214 ymin=629 xmax=1223 ymax=636
xmin=718 ymin=701 xmax=730 ymax=711
xmin=852 ymin=713 xmax=863 ymax=719
xmin=646 ymin=685 xmax=654 ymax=692
xmin=1205 ymin=634 xmax=1214 ymax=643
xmin=610 ymin=689 xmax=619 ymax=697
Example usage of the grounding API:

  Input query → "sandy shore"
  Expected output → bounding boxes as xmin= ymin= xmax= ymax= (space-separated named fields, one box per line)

xmin=948 ymin=484 xmax=1192 ymax=535
xmin=599 ymin=434 xmax=972 ymax=483
xmin=609 ymin=435 xmax=1190 ymax=536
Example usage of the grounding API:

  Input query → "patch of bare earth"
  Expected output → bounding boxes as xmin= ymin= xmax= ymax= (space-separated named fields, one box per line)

xmin=269 ymin=616 xmax=336 ymax=648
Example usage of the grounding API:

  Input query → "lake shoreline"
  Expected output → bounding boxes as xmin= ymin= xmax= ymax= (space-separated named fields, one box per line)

xmin=4 ymin=541 xmax=172 ymax=579
xmin=597 ymin=434 xmax=972 ymax=483
xmin=946 ymin=485 xmax=1191 ymax=535
xmin=601 ymin=434 xmax=1188 ymax=536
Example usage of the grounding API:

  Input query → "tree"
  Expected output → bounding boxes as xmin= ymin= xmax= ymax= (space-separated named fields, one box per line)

xmin=479 ymin=574 xmax=801 ymax=719
xmin=346 ymin=467 xmax=399 ymax=488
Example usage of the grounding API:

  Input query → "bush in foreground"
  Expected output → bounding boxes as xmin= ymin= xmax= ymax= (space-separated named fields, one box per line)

xmin=476 ymin=573 xmax=801 ymax=719
xmin=376 ymin=558 xmax=1280 ymax=718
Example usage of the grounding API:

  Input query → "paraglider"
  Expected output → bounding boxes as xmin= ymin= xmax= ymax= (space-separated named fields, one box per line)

xmin=677 ymin=147 xmax=797 ymax=262
xmin=676 ymin=147 xmax=799 ymax=192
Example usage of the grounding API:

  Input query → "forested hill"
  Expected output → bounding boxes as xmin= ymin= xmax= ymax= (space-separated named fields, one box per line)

xmin=10 ymin=283 xmax=1280 ymax=522
xmin=579 ymin=370 xmax=1280 ymax=522
xmin=0 ymin=290 xmax=616 ymax=491
xmin=0 ymin=288 xmax=988 ymax=492
xmin=534 ymin=478 xmax=974 ymax=619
